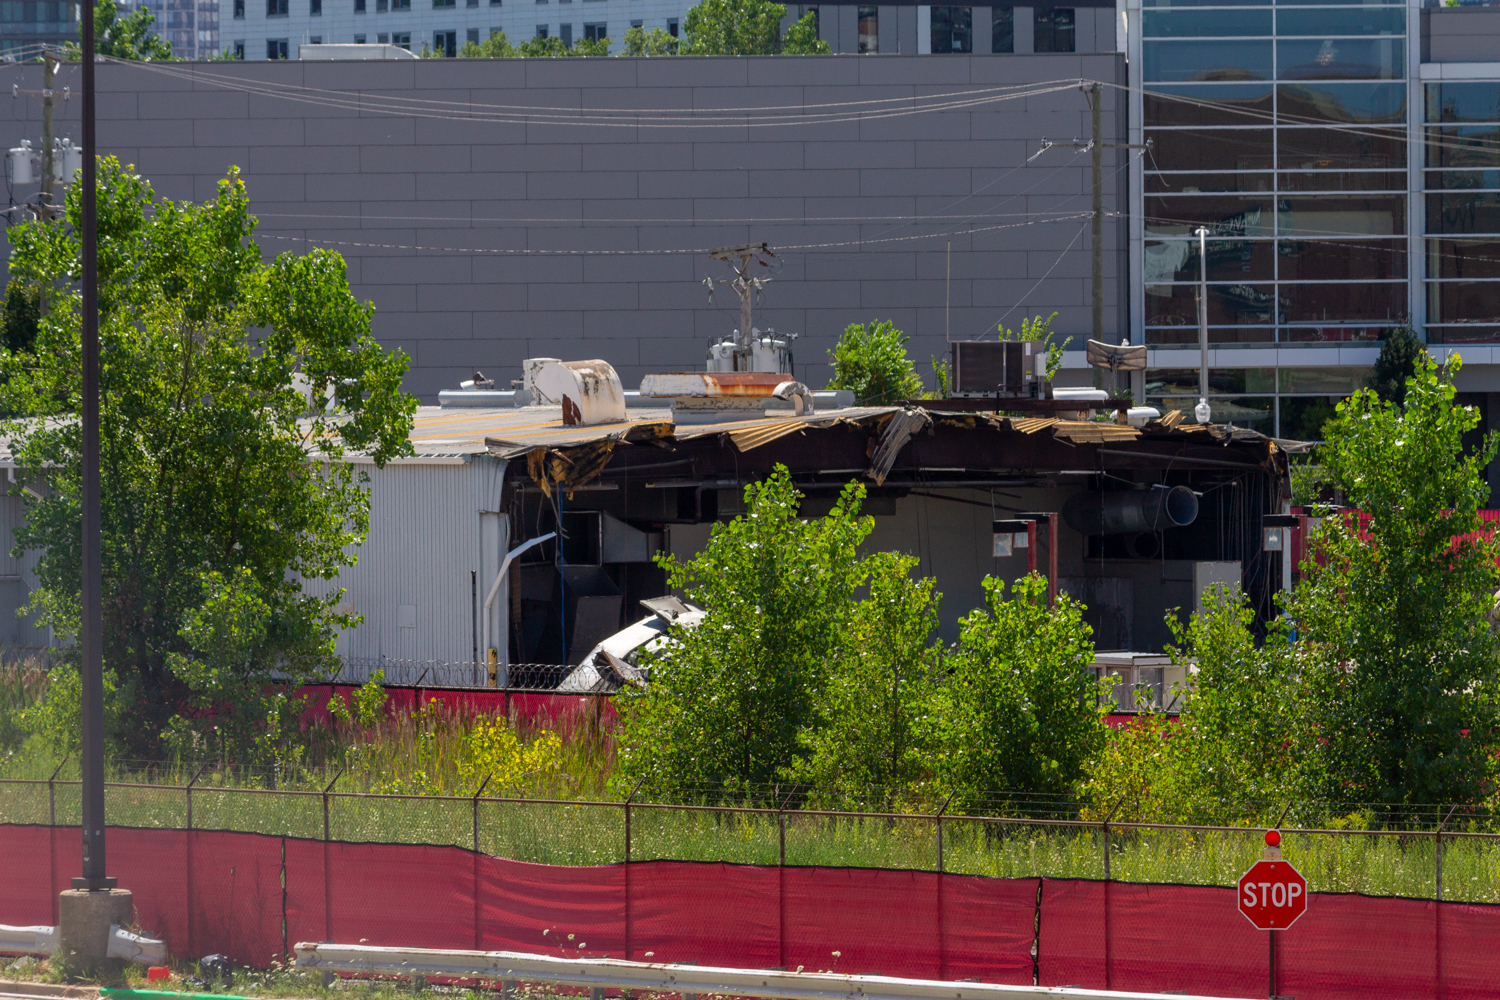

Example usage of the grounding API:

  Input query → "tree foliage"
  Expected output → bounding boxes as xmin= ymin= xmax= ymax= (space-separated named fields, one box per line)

xmin=622 ymin=25 xmax=680 ymax=55
xmin=1368 ymin=325 xmax=1425 ymax=409
xmin=827 ymin=319 xmax=924 ymax=405
xmin=938 ymin=575 xmax=1104 ymax=804
xmin=788 ymin=552 xmax=943 ymax=807
xmin=1080 ymin=588 xmax=1305 ymax=823
xmin=1 ymin=159 xmax=417 ymax=759
xmin=683 ymin=0 xmax=828 ymax=54
xmin=1 ymin=280 xmax=40 ymax=356
xmin=1288 ymin=354 xmax=1500 ymax=807
xmin=66 ymin=0 xmax=174 ymax=60
xmin=615 ymin=467 xmax=872 ymax=795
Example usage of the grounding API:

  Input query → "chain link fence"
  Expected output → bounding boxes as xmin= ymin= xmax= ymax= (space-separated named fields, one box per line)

xmin=5 ymin=771 xmax=1500 ymax=903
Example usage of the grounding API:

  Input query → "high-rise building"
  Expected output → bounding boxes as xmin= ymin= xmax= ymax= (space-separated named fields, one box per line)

xmin=0 ymin=0 xmax=78 ymax=59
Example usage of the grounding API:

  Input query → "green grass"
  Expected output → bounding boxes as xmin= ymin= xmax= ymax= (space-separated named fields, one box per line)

xmin=7 ymin=779 xmax=1500 ymax=904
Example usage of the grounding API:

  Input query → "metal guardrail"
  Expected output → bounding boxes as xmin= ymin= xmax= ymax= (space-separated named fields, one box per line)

xmin=292 ymin=943 xmax=1250 ymax=1000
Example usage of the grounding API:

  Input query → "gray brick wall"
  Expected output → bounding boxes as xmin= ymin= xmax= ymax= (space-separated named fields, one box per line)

xmin=2 ymin=54 xmax=1126 ymax=401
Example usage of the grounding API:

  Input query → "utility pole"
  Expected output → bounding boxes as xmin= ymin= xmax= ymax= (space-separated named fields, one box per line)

xmin=40 ymin=49 xmax=56 ymax=221
xmin=58 ymin=0 xmax=132 ymax=975
xmin=1089 ymin=82 xmax=1102 ymax=345
xmin=1195 ymin=226 xmax=1212 ymax=424
xmin=1054 ymin=90 xmax=1149 ymax=354
xmin=706 ymin=243 xmax=774 ymax=351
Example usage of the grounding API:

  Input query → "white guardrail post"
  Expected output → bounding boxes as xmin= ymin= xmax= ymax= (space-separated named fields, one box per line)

xmin=294 ymin=943 xmax=1256 ymax=1000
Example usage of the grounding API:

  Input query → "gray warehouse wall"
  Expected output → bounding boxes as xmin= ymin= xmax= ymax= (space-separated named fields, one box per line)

xmin=1 ymin=55 xmax=1126 ymax=402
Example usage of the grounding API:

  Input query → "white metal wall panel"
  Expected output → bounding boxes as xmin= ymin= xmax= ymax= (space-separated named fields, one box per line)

xmin=0 ymin=493 xmax=50 ymax=649
xmin=300 ymin=457 xmax=507 ymax=670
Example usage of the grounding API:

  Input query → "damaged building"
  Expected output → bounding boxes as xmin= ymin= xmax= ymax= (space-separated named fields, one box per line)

xmin=297 ymin=358 xmax=1293 ymax=688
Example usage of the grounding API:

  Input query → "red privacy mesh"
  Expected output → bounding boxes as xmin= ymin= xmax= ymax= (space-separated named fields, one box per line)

xmin=4 ymin=823 xmax=1497 ymax=999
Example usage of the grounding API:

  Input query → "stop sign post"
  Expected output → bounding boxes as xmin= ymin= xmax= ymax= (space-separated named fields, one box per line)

xmin=1240 ymin=830 xmax=1306 ymax=998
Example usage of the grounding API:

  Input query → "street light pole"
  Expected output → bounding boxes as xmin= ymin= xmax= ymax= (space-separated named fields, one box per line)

xmin=58 ymin=6 xmax=131 ymax=974
xmin=1194 ymin=227 xmax=1211 ymax=425
xmin=74 ymin=0 xmax=111 ymax=895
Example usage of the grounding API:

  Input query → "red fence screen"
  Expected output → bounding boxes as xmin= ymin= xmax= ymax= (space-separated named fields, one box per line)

xmin=4 ymin=825 xmax=1496 ymax=999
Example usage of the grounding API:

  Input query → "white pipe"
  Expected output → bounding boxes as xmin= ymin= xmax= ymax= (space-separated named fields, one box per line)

xmin=481 ymin=532 xmax=557 ymax=666
xmin=294 ymin=943 xmax=1253 ymax=1000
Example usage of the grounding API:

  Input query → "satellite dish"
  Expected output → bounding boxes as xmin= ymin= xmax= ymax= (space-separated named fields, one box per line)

xmin=1086 ymin=339 xmax=1148 ymax=373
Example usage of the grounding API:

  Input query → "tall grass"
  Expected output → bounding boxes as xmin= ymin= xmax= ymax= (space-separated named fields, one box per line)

xmin=8 ymin=661 xmax=1500 ymax=904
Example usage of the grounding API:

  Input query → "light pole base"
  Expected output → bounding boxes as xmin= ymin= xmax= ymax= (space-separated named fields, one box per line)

xmin=58 ymin=887 xmax=132 ymax=979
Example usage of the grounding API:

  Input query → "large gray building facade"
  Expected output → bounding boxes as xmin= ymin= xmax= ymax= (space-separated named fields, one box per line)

xmin=0 ymin=51 xmax=1127 ymax=400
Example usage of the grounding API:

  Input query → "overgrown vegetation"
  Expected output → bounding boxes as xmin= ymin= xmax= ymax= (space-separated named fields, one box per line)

xmin=613 ymin=467 xmax=1107 ymax=808
xmin=0 ymin=162 xmax=416 ymax=764
xmin=826 ymin=320 xmax=924 ymax=405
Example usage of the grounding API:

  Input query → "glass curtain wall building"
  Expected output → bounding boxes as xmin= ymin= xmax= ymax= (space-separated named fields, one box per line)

xmin=1426 ymin=80 xmax=1500 ymax=345
xmin=1128 ymin=0 xmax=1415 ymax=435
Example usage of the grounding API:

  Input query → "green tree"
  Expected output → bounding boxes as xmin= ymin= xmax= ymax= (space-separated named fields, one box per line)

xmin=1 ymin=281 xmax=40 ymax=355
xmin=1080 ymin=588 xmax=1305 ymax=824
xmin=66 ymin=0 xmax=174 ymax=60
xmin=683 ymin=0 xmax=828 ymax=54
xmin=998 ymin=311 xmax=1070 ymax=381
xmin=621 ymin=25 xmax=679 ymax=55
xmin=827 ymin=320 xmax=923 ymax=406
xmin=1 ymin=159 xmax=416 ymax=759
xmin=614 ymin=467 xmax=872 ymax=795
xmin=937 ymin=574 xmax=1105 ymax=803
xmin=1368 ymin=324 xmax=1424 ymax=409
xmin=1288 ymin=355 xmax=1500 ymax=807
xmin=460 ymin=31 xmax=517 ymax=56
xmin=787 ymin=552 xmax=943 ymax=808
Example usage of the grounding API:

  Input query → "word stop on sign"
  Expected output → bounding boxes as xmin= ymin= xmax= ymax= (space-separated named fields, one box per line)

xmin=1237 ymin=858 xmax=1308 ymax=930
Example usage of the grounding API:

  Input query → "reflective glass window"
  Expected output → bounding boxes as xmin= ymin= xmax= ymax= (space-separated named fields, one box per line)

xmin=1148 ymin=172 xmax=1274 ymax=193
xmin=858 ymin=5 xmax=878 ymax=52
xmin=1428 ymin=325 xmax=1500 ymax=344
xmin=1428 ymin=281 xmax=1500 ymax=323
xmin=1144 ymin=0 xmax=1270 ymax=7
xmin=1145 ymin=195 xmax=1276 ymax=236
xmin=1277 ymin=82 xmax=1404 ymax=124
xmin=1146 ymin=368 xmax=1277 ymax=394
xmin=1426 ymin=83 xmax=1500 ymax=124
xmin=1277 ymin=238 xmax=1406 ymax=280
xmin=1277 ymin=366 xmax=1372 ymax=393
xmin=1278 ymin=171 xmax=1405 ymax=192
xmin=1145 ymin=326 xmax=1277 ymax=344
xmin=1143 ymin=39 xmax=1273 ymax=81
xmin=1034 ymin=7 xmax=1074 ymax=51
xmin=930 ymin=6 xmax=971 ymax=52
xmin=1145 ymin=84 xmax=1273 ymax=127
xmin=1145 ymin=238 xmax=1275 ymax=281
xmin=1144 ymin=282 xmax=1281 ymax=325
xmin=1142 ymin=8 xmax=1271 ymax=36
xmin=1279 ymin=281 xmax=1407 ymax=322
xmin=1277 ymin=38 xmax=1403 ymax=80
xmin=1274 ymin=7 xmax=1404 ymax=36
xmin=1427 ymin=170 xmax=1500 ymax=191
xmin=1427 ymin=126 xmax=1500 ymax=169
xmin=1147 ymin=129 xmax=1275 ymax=171
xmin=1278 ymin=195 xmax=1405 ymax=237
xmin=1279 ymin=127 xmax=1405 ymax=169
xmin=1279 ymin=325 xmax=1386 ymax=342
xmin=1428 ymin=238 xmax=1500 ymax=280
xmin=1279 ymin=397 xmax=1343 ymax=442
xmin=992 ymin=6 xmax=1012 ymax=52
xmin=1428 ymin=192 xmax=1500 ymax=235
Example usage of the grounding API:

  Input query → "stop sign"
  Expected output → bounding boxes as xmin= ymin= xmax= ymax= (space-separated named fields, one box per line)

xmin=1238 ymin=858 xmax=1308 ymax=930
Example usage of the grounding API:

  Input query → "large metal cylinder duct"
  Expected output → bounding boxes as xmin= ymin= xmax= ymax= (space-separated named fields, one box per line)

xmin=1062 ymin=486 xmax=1199 ymax=536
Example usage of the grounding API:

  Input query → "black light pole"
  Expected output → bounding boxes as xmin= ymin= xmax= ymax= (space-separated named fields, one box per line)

xmin=74 ymin=0 xmax=112 ymax=893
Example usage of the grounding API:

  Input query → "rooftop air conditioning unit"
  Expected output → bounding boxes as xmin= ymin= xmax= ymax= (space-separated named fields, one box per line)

xmin=949 ymin=340 xmax=1047 ymax=397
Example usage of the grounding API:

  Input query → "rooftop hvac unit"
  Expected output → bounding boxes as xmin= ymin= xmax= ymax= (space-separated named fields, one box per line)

xmin=948 ymin=340 xmax=1047 ymax=397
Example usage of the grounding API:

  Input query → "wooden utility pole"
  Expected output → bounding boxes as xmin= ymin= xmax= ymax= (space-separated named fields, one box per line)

xmin=1089 ymin=82 xmax=1102 ymax=344
xmin=39 ymin=49 xmax=57 ymax=220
